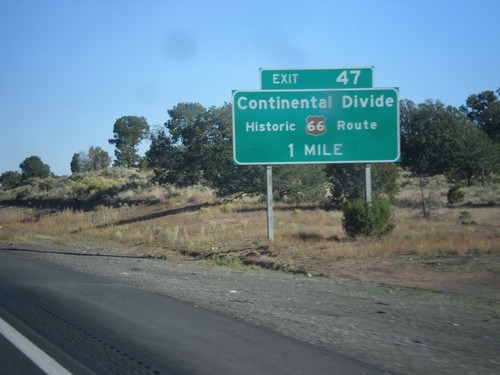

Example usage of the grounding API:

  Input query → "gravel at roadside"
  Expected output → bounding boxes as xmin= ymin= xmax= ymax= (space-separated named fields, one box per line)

xmin=2 ymin=241 xmax=499 ymax=375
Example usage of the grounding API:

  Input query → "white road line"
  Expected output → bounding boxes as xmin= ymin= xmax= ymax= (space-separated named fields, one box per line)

xmin=0 ymin=316 xmax=71 ymax=375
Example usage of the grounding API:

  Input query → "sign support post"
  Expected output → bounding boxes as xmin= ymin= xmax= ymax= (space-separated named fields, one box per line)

xmin=266 ymin=166 xmax=274 ymax=241
xmin=365 ymin=164 xmax=372 ymax=205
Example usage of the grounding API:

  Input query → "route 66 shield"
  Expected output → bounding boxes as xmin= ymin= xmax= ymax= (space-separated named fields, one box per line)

xmin=306 ymin=115 xmax=326 ymax=136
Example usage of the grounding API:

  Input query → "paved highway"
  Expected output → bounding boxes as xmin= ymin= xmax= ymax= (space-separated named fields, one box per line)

xmin=0 ymin=250 xmax=389 ymax=374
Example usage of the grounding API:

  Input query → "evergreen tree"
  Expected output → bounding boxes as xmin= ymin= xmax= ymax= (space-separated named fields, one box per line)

xmin=461 ymin=89 xmax=500 ymax=142
xmin=109 ymin=116 xmax=150 ymax=167
xmin=400 ymin=99 xmax=498 ymax=185
xmin=19 ymin=156 xmax=51 ymax=180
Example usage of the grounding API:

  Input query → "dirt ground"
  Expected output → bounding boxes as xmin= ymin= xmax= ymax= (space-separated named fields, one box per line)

xmin=299 ymin=252 xmax=500 ymax=302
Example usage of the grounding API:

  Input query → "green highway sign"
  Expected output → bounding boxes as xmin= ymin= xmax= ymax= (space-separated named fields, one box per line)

xmin=232 ymin=88 xmax=399 ymax=165
xmin=260 ymin=67 xmax=374 ymax=90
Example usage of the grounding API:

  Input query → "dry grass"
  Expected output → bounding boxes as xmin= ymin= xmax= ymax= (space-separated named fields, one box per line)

xmin=1 ymin=185 xmax=499 ymax=270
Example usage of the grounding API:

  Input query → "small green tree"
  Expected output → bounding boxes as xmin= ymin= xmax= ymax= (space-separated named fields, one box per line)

xmin=19 ymin=156 xmax=51 ymax=180
xmin=445 ymin=124 xmax=499 ymax=186
xmin=342 ymin=196 xmax=395 ymax=238
xmin=109 ymin=116 xmax=150 ymax=167
xmin=447 ymin=184 xmax=465 ymax=205
xmin=71 ymin=147 xmax=111 ymax=174
xmin=87 ymin=146 xmax=112 ymax=171
xmin=70 ymin=153 xmax=81 ymax=174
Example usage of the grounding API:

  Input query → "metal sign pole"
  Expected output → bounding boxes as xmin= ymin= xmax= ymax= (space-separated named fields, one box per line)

xmin=266 ymin=165 xmax=274 ymax=241
xmin=365 ymin=164 xmax=372 ymax=205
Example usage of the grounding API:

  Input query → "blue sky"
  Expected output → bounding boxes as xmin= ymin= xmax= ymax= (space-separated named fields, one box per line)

xmin=1 ymin=0 xmax=499 ymax=176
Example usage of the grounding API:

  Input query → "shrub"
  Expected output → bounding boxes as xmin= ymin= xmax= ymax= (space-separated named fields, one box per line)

xmin=0 ymin=171 xmax=22 ymax=189
xmin=447 ymin=184 xmax=465 ymax=205
xmin=71 ymin=176 xmax=126 ymax=202
xmin=342 ymin=197 xmax=395 ymax=238
xmin=459 ymin=211 xmax=476 ymax=225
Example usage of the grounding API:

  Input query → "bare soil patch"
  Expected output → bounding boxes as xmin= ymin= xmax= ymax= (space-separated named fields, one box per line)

xmin=305 ymin=252 xmax=500 ymax=302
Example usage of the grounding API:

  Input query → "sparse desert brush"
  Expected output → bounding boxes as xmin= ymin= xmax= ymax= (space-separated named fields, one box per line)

xmin=381 ymin=207 xmax=500 ymax=255
xmin=0 ymin=168 xmax=160 ymax=207
xmin=72 ymin=175 xmax=127 ymax=200
xmin=0 ymin=229 xmax=15 ymax=241
xmin=161 ymin=185 xmax=214 ymax=207
xmin=41 ymin=208 xmax=90 ymax=234
xmin=1 ymin=171 xmax=498 ymax=274
xmin=0 ymin=207 xmax=88 ymax=236
xmin=199 ymin=202 xmax=238 ymax=216
xmin=184 ymin=185 xmax=214 ymax=204
xmin=97 ymin=167 xmax=153 ymax=182
xmin=139 ymin=185 xmax=171 ymax=202
xmin=462 ymin=185 xmax=500 ymax=206
xmin=0 ymin=188 xmax=16 ymax=201
xmin=0 ymin=207 xmax=24 ymax=225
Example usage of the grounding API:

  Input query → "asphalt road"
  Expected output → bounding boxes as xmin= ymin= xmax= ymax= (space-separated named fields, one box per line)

xmin=0 ymin=331 xmax=47 ymax=375
xmin=0 ymin=250 xmax=389 ymax=374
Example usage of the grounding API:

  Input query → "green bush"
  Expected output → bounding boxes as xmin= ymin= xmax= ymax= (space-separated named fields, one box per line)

xmin=0 ymin=171 xmax=22 ymax=189
xmin=342 ymin=197 xmax=395 ymax=238
xmin=459 ymin=211 xmax=476 ymax=225
xmin=71 ymin=176 xmax=126 ymax=201
xmin=447 ymin=184 xmax=465 ymax=205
